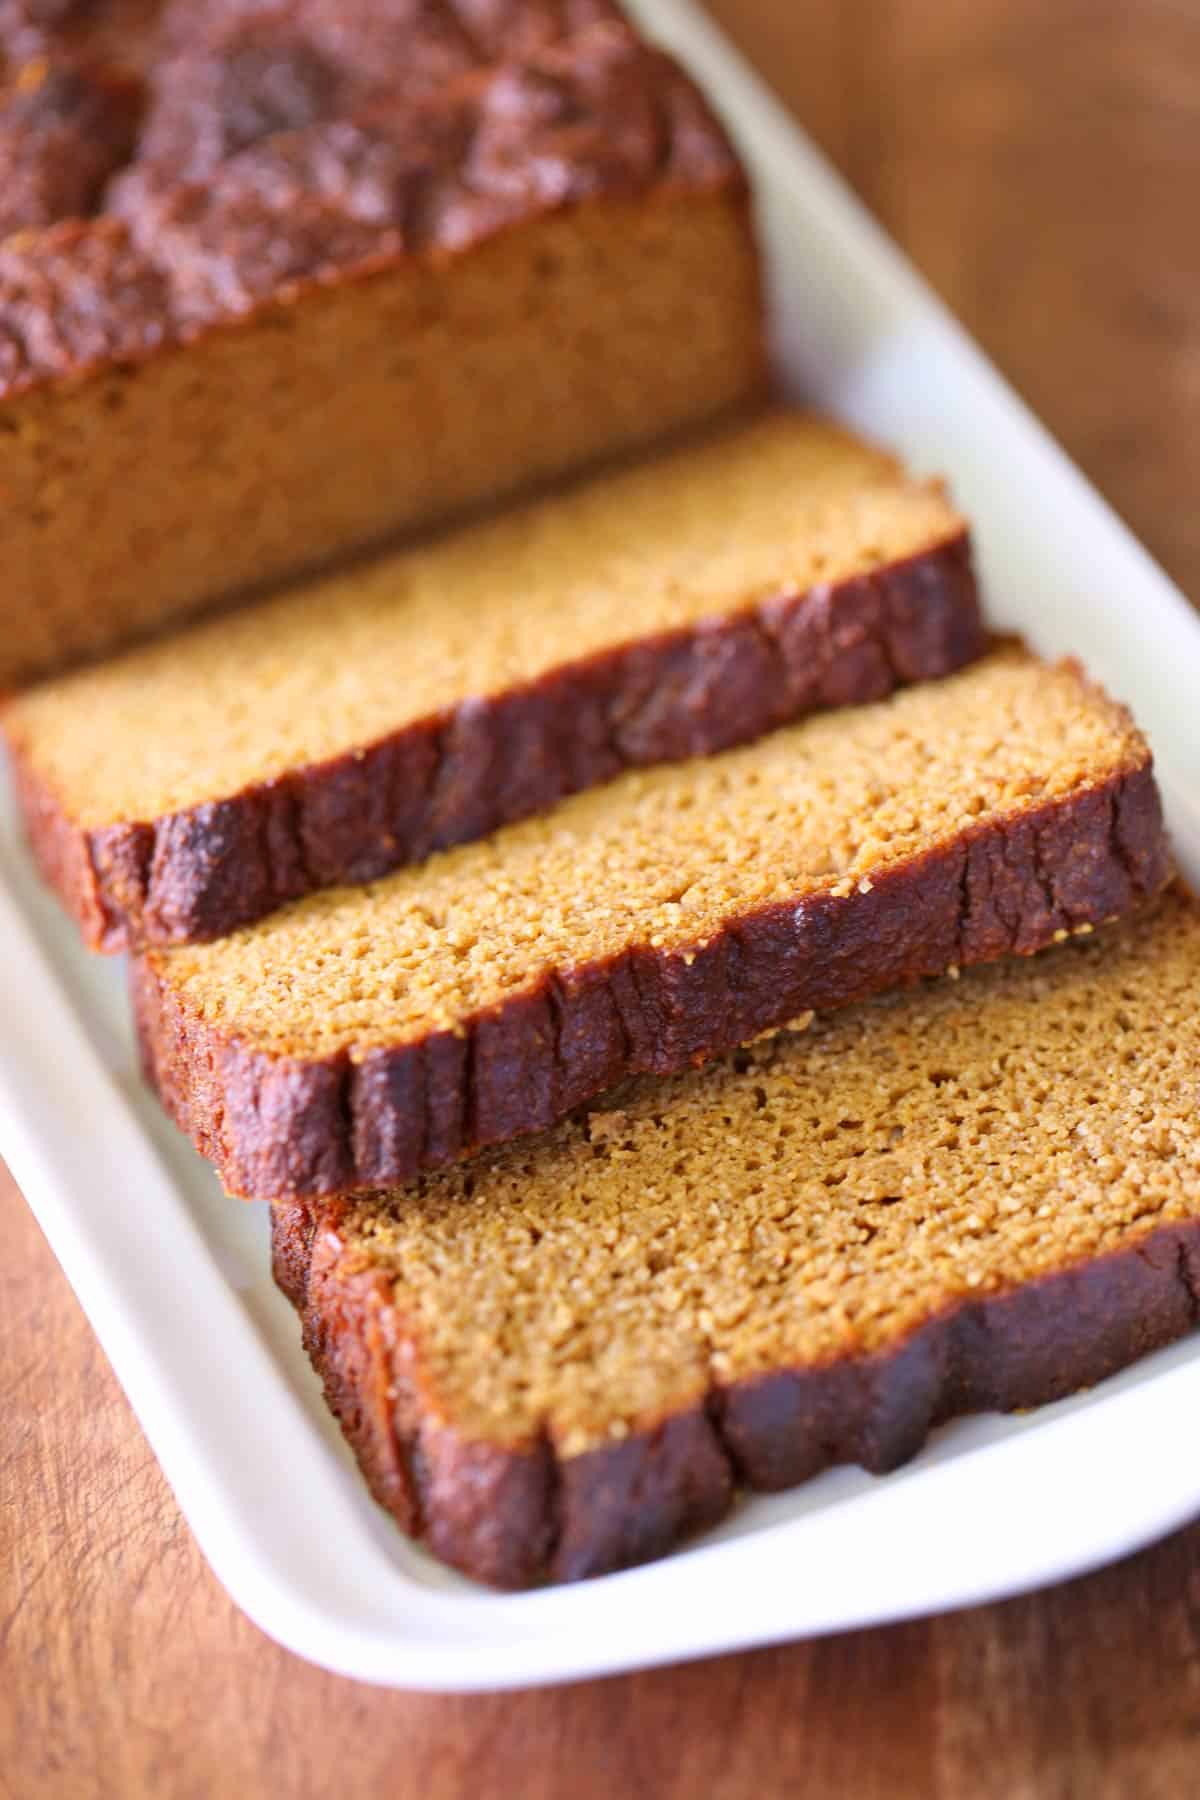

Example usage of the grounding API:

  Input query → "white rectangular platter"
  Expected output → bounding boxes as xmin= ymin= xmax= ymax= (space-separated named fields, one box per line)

xmin=2 ymin=0 xmax=1200 ymax=1693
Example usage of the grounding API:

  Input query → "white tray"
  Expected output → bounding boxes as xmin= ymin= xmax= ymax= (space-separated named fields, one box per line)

xmin=3 ymin=0 xmax=1200 ymax=1693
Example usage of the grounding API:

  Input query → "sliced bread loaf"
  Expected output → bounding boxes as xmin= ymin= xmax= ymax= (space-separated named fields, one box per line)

xmin=133 ymin=647 xmax=1169 ymax=1201
xmin=6 ymin=410 xmax=980 ymax=949
xmin=274 ymin=885 xmax=1200 ymax=1588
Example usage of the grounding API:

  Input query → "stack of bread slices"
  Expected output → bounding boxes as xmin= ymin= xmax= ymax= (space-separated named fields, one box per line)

xmin=3 ymin=0 xmax=1197 ymax=1590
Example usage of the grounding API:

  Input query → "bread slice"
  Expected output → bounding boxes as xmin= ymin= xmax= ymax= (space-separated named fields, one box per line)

xmin=6 ymin=410 xmax=981 ymax=951
xmin=0 ymin=15 xmax=763 ymax=689
xmin=131 ymin=647 xmax=1169 ymax=1201
xmin=274 ymin=885 xmax=1200 ymax=1588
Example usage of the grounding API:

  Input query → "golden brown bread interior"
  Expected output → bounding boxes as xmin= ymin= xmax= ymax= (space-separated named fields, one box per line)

xmin=132 ymin=647 xmax=1170 ymax=1200
xmin=276 ymin=886 xmax=1200 ymax=1586
xmin=9 ymin=413 xmax=968 ymax=825
xmin=5 ymin=409 xmax=982 ymax=946
xmin=142 ymin=649 xmax=1160 ymax=1058
xmin=0 ymin=7 xmax=763 ymax=688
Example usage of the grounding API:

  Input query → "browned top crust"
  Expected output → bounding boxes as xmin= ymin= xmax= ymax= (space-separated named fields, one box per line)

xmin=158 ymin=2 xmax=626 ymax=71
xmin=0 ymin=216 xmax=171 ymax=382
xmin=0 ymin=1 xmax=623 ymax=69
xmin=0 ymin=2 xmax=745 ymax=395
xmin=0 ymin=1 xmax=161 ymax=67
xmin=115 ymin=35 xmax=737 ymax=320
xmin=0 ymin=58 xmax=143 ymax=235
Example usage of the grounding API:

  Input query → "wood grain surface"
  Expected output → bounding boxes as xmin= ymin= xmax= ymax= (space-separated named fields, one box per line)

xmin=4 ymin=4 xmax=1199 ymax=1796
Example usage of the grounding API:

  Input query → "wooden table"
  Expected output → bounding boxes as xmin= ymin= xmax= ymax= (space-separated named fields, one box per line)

xmin=4 ymin=5 xmax=1199 ymax=1795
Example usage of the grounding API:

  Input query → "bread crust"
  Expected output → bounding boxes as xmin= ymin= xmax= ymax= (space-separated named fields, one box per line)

xmin=272 ymin=1195 xmax=1200 ymax=1588
xmin=9 ymin=532 xmax=983 ymax=950
xmin=132 ymin=760 xmax=1169 ymax=1201
xmin=0 ymin=20 xmax=736 ymax=394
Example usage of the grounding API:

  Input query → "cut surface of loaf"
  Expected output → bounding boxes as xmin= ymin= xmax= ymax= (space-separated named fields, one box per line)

xmin=6 ymin=410 xmax=982 ymax=949
xmin=274 ymin=886 xmax=1200 ymax=1588
xmin=132 ymin=647 xmax=1170 ymax=1200
xmin=0 ymin=3 xmax=763 ymax=688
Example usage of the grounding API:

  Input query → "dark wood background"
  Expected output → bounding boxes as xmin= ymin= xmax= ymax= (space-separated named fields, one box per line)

xmin=4 ymin=4 xmax=1199 ymax=1794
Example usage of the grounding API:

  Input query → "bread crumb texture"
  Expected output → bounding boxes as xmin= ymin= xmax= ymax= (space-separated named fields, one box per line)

xmin=331 ymin=888 xmax=1200 ymax=1455
xmin=150 ymin=647 xmax=1150 ymax=1057
xmin=6 ymin=411 xmax=961 ymax=824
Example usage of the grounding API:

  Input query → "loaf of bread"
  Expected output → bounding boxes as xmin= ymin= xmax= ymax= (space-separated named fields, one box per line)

xmin=0 ymin=2 xmax=764 ymax=689
xmin=5 ymin=410 xmax=982 ymax=949
xmin=131 ymin=647 xmax=1169 ymax=1201
xmin=274 ymin=885 xmax=1200 ymax=1588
